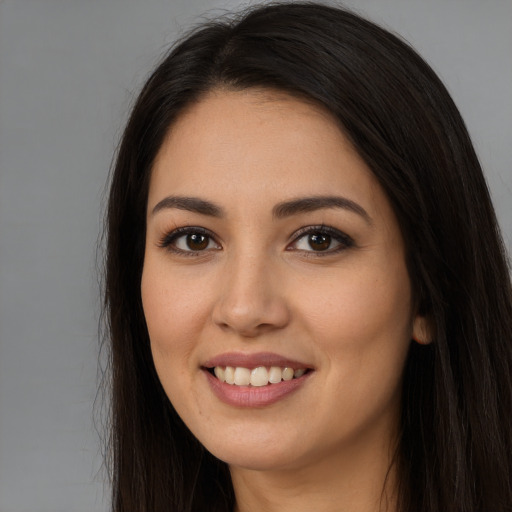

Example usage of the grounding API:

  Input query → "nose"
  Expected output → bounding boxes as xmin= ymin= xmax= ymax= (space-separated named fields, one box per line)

xmin=211 ymin=252 xmax=290 ymax=338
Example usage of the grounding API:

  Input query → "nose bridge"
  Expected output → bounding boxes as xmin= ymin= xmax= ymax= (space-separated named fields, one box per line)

xmin=212 ymin=243 xmax=289 ymax=336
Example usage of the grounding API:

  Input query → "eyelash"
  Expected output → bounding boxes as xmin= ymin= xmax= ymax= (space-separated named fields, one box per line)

xmin=158 ymin=225 xmax=354 ymax=257
xmin=158 ymin=226 xmax=219 ymax=257
xmin=289 ymin=225 xmax=355 ymax=256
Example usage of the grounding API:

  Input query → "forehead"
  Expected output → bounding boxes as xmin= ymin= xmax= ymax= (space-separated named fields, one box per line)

xmin=148 ymin=89 xmax=383 ymax=217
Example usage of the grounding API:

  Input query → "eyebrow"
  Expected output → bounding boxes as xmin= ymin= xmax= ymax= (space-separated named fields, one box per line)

xmin=273 ymin=196 xmax=373 ymax=225
xmin=152 ymin=196 xmax=224 ymax=217
xmin=151 ymin=194 xmax=372 ymax=225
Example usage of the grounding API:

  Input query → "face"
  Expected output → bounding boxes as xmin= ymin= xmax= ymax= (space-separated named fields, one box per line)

xmin=142 ymin=89 xmax=423 ymax=472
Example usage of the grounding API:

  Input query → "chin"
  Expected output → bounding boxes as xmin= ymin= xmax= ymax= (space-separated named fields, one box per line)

xmin=217 ymin=449 xmax=296 ymax=472
xmin=201 ymin=431 xmax=302 ymax=472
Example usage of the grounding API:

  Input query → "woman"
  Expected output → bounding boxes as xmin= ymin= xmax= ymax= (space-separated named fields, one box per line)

xmin=103 ymin=3 xmax=512 ymax=511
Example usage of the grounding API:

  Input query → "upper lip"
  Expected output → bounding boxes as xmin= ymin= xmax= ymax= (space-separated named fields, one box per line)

xmin=203 ymin=351 xmax=313 ymax=370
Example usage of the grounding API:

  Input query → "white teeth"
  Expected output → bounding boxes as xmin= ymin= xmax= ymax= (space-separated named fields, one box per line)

xmin=268 ymin=366 xmax=283 ymax=384
xmin=224 ymin=366 xmax=235 ymax=385
xmin=212 ymin=365 xmax=307 ymax=386
xmin=250 ymin=367 xmax=269 ymax=387
xmin=282 ymin=367 xmax=294 ymax=381
xmin=234 ymin=367 xmax=251 ymax=386
xmin=214 ymin=366 xmax=225 ymax=381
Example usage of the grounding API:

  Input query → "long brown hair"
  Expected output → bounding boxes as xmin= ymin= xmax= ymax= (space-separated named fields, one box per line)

xmin=102 ymin=3 xmax=512 ymax=510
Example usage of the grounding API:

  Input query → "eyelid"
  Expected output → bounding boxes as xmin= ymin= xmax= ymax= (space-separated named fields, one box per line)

xmin=157 ymin=224 xmax=354 ymax=256
xmin=287 ymin=225 xmax=354 ymax=254
xmin=158 ymin=226 xmax=221 ymax=255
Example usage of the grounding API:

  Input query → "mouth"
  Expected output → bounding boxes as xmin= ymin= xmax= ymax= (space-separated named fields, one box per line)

xmin=201 ymin=352 xmax=314 ymax=407
xmin=204 ymin=365 xmax=311 ymax=387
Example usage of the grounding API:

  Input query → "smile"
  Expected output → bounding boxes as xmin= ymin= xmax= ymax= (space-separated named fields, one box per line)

xmin=202 ymin=352 xmax=314 ymax=407
xmin=212 ymin=366 xmax=307 ymax=386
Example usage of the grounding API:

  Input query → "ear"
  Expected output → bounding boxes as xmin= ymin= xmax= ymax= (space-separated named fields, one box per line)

xmin=412 ymin=315 xmax=433 ymax=345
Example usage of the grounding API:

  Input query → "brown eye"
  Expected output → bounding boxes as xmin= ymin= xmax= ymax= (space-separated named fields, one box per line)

xmin=308 ymin=233 xmax=331 ymax=251
xmin=290 ymin=226 xmax=354 ymax=255
xmin=186 ymin=233 xmax=209 ymax=250
xmin=160 ymin=228 xmax=220 ymax=254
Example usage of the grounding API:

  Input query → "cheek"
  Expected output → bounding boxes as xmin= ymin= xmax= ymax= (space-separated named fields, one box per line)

xmin=299 ymin=266 xmax=412 ymax=432
xmin=297 ymin=260 xmax=412 ymax=388
xmin=300 ymin=264 xmax=410 ymax=333
xmin=140 ymin=259 xmax=211 ymax=373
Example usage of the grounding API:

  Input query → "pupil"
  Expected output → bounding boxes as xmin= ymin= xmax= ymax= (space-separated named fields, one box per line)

xmin=309 ymin=233 xmax=331 ymax=251
xmin=187 ymin=233 xmax=208 ymax=250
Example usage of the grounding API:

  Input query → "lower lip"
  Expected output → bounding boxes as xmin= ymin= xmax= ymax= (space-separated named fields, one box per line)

xmin=204 ymin=369 xmax=312 ymax=407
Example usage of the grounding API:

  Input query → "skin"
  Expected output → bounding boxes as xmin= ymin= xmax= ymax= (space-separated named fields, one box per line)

xmin=141 ymin=89 xmax=429 ymax=512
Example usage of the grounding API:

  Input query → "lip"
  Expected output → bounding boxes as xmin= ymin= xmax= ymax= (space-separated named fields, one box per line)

xmin=201 ymin=351 xmax=314 ymax=408
xmin=204 ymin=369 xmax=313 ymax=407
xmin=202 ymin=351 xmax=313 ymax=370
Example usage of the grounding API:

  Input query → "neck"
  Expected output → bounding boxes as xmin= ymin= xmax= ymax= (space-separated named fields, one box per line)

xmin=230 ymin=429 xmax=399 ymax=512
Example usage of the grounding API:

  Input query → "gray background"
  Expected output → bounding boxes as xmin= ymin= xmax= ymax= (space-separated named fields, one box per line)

xmin=0 ymin=1 xmax=510 ymax=511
